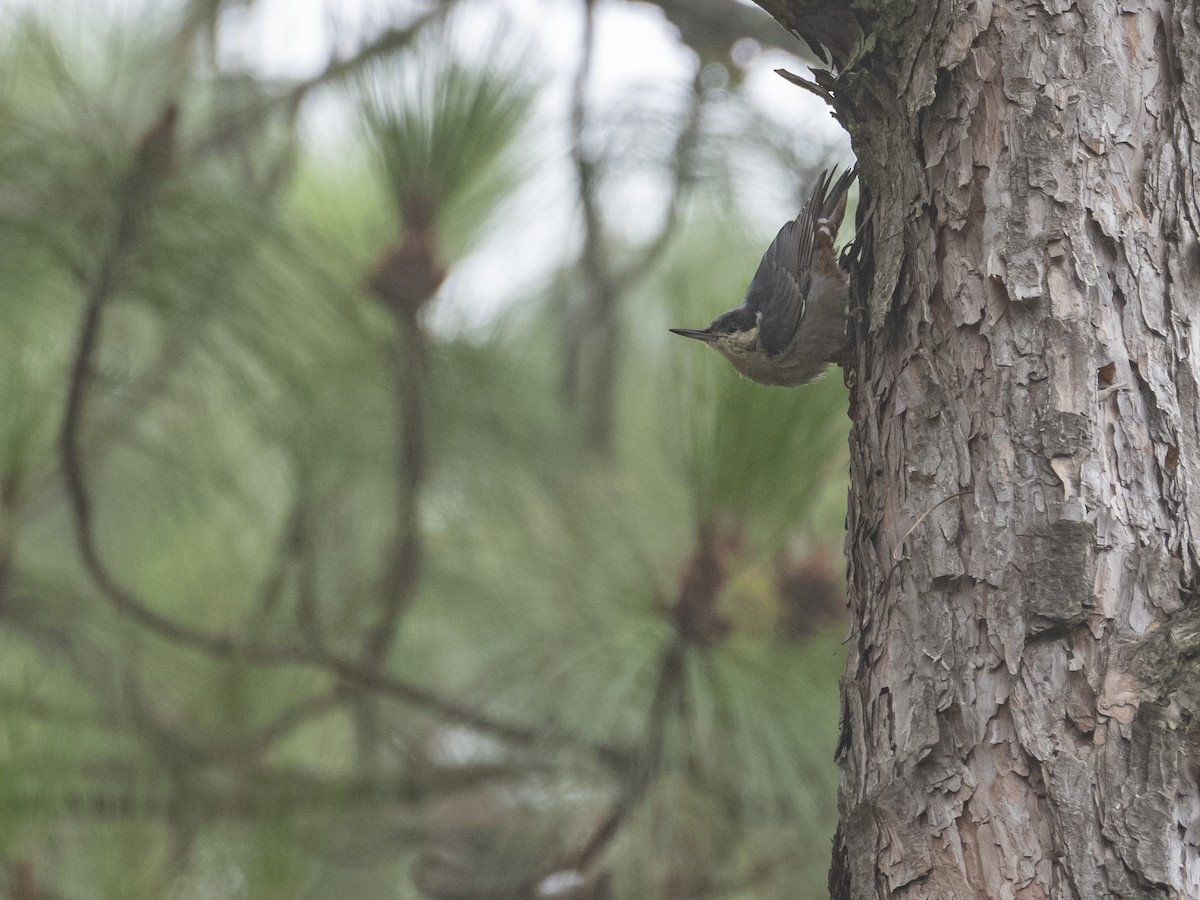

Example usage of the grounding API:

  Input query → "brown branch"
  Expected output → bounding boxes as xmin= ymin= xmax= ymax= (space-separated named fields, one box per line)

xmin=572 ymin=638 xmax=685 ymax=872
xmin=124 ymin=672 xmax=344 ymax=767
xmin=361 ymin=309 xmax=427 ymax=665
xmin=568 ymin=518 xmax=738 ymax=873
xmin=312 ymin=648 xmax=633 ymax=772
xmin=565 ymin=0 xmax=619 ymax=450
xmin=565 ymin=2 xmax=704 ymax=450
xmin=10 ymin=557 xmax=628 ymax=773
xmin=282 ymin=476 xmax=327 ymax=650
xmin=6 ymin=592 xmax=633 ymax=778
xmin=571 ymin=0 xmax=605 ymax=286
xmin=0 ymin=470 xmax=19 ymax=610
xmin=58 ymin=104 xmax=251 ymax=659
xmin=352 ymin=241 xmax=439 ymax=767
xmin=613 ymin=71 xmax=705 ymax=294
xmin=245 ymin=493 xmax=305 ymax=638
xmin=240 ymin=691 xmax=344 ymax=757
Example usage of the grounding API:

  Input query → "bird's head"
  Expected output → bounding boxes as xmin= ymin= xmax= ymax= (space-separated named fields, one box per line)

xmin=670 ymin=308 xmax=761 ymax=357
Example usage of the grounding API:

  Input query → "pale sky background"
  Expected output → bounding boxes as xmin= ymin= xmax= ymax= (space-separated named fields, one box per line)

xmin=7 ymin=0 xmax=850 ymax=326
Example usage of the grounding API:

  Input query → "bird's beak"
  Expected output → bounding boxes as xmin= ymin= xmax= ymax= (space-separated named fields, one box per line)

xmin=669 ymin=327 xmax=719 ymax=343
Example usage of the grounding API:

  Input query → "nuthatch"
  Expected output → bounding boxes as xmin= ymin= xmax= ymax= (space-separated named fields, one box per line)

xmin=670 ymin=166 xmax=856 ymax=387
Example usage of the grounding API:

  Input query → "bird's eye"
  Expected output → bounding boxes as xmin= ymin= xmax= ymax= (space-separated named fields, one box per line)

xmin=725 ymin=324 xmax=738 ymax=334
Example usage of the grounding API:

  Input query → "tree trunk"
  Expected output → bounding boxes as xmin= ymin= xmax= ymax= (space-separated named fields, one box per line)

xmin=755 ymin=2 xmax=1200 ymax=896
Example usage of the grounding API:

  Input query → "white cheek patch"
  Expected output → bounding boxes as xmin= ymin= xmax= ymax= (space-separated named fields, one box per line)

xmin=731 ymin=326 xmax=759 ymax=350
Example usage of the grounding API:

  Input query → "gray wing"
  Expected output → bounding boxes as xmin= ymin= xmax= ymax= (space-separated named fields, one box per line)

xmin=745 ymin=207 xmax=816 ymax=358
xmin=744 ymin=167 xmax=854 ymax=358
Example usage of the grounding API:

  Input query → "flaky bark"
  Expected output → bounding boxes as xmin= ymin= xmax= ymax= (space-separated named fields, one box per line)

xmin=755 ymin=1 xmax=1200 ymax=896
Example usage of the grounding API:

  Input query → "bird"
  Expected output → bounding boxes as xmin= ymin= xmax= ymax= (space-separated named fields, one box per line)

xmin=670 ymin=165 xmax=856 ymax=386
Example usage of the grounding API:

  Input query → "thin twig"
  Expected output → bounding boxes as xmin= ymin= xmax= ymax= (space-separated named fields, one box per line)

xmin=0 ymin=471 xmax=18 ymax=610
xmin=775 ymin=67 xmax=833 ymax=102
xmin=245 ymin=491 xmax=306 ymax=637
xmin=6 ymin=595 xmax=633 ymax=775
xmin=612 ymin=70 xmax=705 ymax=294
xmin=191 ymin=5 xmax=451 ymax=160
xmin=313 ymin=647 xmax=634 ymax=772
xmin=125 ymin=672 xmax=345 ymax=767
xmin=566 ymin=0 xmax=623 ymax=450
xmin=565 ymin=0 xmax=703 ymax=449
xmin=570 ymin=0 xmax=603 ymax=286
xmin=878 ymin=490 xmax=973 ymax=598
xmin=573 ymin=638 xmax=684 ymax=872
xmin=891 ymin=490 xmax=972 ymax=562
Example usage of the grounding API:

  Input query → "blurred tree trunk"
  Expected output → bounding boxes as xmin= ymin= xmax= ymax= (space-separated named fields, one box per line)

xmin=755 ymin=1 xmax=1200 ymax=896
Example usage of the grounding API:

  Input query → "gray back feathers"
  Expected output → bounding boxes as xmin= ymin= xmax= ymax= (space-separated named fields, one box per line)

xmin=745 ymin=166 xmax=855 ymax=358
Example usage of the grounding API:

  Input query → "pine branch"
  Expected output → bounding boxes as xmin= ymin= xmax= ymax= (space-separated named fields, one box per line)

xmin=7 ymin=561 xmax=630 ymax=773
xmin=59 ymin=103 xmax=247 ymax=659
xmin=53 ymin=21 xmax=633 ymax=795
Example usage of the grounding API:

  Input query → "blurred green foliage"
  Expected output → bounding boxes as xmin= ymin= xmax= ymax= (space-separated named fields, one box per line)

xmin=0 ymin=2 xmax=852 ymax=898
xmin=360 ymin=28 xmax=537 ymax=247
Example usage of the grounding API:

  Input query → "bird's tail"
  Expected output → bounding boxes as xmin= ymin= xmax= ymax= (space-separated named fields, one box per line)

xmin=808 ymin=165 xmax=856 ymax=274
